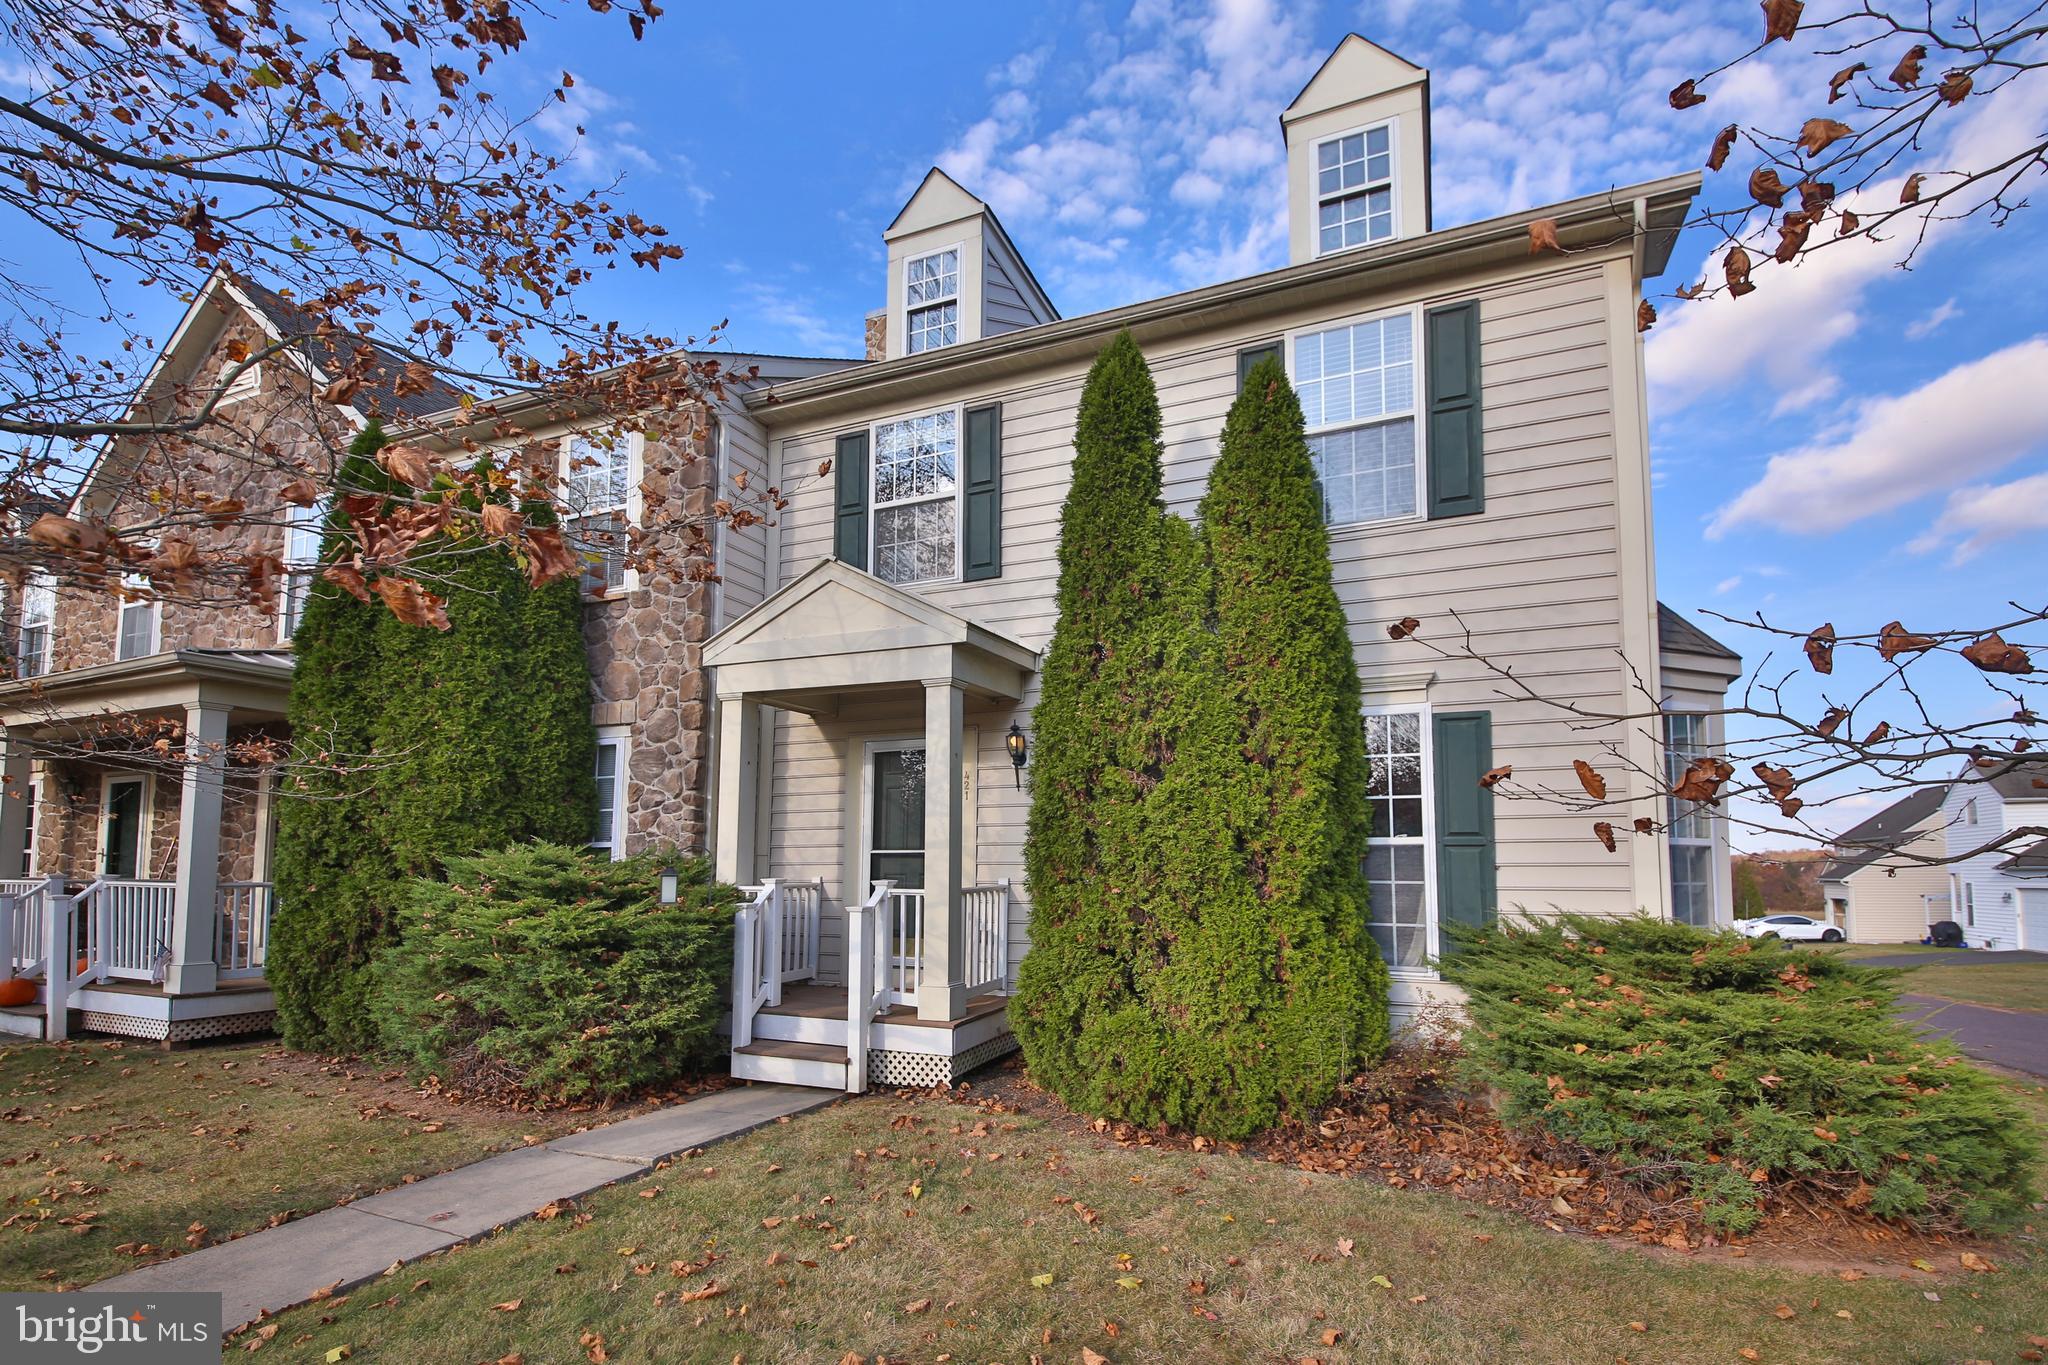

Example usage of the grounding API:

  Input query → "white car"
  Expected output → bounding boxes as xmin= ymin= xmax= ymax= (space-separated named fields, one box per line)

xmin=1734 ymin=913 xmax=1842 ymax=943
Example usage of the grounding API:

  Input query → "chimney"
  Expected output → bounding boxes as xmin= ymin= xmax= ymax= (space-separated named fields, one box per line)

xmin=864 ymin=308 xmax=887 ymax=363
xmin=1281 ymin=36 xmax=1432 ymax=266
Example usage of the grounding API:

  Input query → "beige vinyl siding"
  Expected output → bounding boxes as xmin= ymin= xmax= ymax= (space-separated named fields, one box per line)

xmin=756 ymin=252 xmax=1652 ymax=982
xmin=982 ymin=235 xmax=1047 ymax=338
xmin=1827 ymin=820 xmax=1950 ymax=943
xmin=714 ymin=406 xmax=776 ymax=624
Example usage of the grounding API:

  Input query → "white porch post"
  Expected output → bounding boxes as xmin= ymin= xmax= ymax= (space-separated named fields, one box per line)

xmin=917 ymin=679 xmax=966 ymax=1021
xmin=167 ymin=700 xmax=228 ymax=995
xmin=714 ymin=693 xmax=759 ymax=886
xmin=0 ymin=728 xmax=30 ymax=876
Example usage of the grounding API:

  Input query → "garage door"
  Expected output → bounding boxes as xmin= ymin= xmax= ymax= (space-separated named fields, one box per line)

xmin=2023 ymin=890 xmax=2048 ymax=951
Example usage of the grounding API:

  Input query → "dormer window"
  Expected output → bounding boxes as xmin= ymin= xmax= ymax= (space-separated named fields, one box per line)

xmin=1315 ymin=123 xmax=1395 ymax=255
xmin=904 ymin=248 xmax=960 ymax=354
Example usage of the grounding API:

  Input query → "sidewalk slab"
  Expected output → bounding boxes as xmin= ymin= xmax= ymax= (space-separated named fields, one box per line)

xmin=347 ymin=1145 xmax=649 ymax=1238
xmin=95 ymin=1206 xmax=458 ymax=1329
xmin=547 ymin=1083 xmax=833 ymax=1165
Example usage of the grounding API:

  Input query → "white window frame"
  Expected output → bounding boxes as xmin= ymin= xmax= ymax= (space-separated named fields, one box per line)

xmin=1311 ymin=119 xmax=1400 ymax=259
xmin=901 ymin=243 xmax=963 ymax=356
xmin=591 ymin=726 xmax=630 ymax=861
xmin=1362 ymin=702 xmax=1437 ymax=977
xmin=16 ymin=571 xmax=54 ymax=679
xmin=278 ymin=498 xmax=328 ymax=643
xmin=1963 ymin=880 xmax=1975 ymax=928
xmin=868 ymin=404 xmax=964 ymax=588
xmin=1963 ymin=797 xmax=1978 ymax=826
xmin=116 ymin=572 xmax=161 ymax=661
xmin=1665 ymin=712 xmax=1717 ymax=928
xmin=19 ymin=778 xmax=36 ymax=877
xmin=98 ymin=772 xmax=153 ymax=879
xmin=559 ymin=429 xmax=644 ymax=599
xmin=1286 ymin=303 xmax=1426 ymax=531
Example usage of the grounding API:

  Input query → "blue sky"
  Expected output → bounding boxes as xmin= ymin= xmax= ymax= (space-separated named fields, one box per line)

xmin=14 ymin=0 xmax=2047 ymax=843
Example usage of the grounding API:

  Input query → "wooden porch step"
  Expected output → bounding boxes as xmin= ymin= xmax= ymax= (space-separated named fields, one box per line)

xmin=735 ymin=1038 xmax=848 ymax=1064
xmin=731 ymin=1037 xmax=848 ymax=1091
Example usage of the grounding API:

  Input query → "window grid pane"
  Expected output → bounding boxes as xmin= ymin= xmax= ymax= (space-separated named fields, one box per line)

xmin=1364 ymin=709 xmax=1430 ymax=968
xmin=1315 ymin=126 xmax=1395 ymax=253
xmin=564 ymin=433 xmax=631 ymax=516
xmin=906 ymin=301 xmax=959 ymax=354
xmin=905 ymin=250 xmax=959 ymax=306
xmin=592 ymin=741 xmax=620 ymax=852
xmin=871 ymin=410 xmax=959 ymax=586
xmin=569 ymin=511 xmax=628 ymax=595
xmin=1294 ymin=313 xmax=1418 ymax=527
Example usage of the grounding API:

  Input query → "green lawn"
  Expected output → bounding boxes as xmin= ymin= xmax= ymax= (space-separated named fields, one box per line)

xmin=1822 ymin=943 xmax=2048 ymax=1012
xmin=246 ymin=1093 xmax=2048 ymax=1365
xmin=0 ymin=1040 xmax=579 ymax=1291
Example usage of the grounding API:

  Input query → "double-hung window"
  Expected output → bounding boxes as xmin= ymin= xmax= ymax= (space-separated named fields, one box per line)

xmin=871 ymin=408 xmax=958 ymax=586
xmin=1363 ymin=707 xmax=1431 ymax=970
xmin=16 ymin=573 xmax=53 ymax=678
xmin=1665 ymin=713 xmax=1715 ymax=927
xmin=904 ymin=249 xmax=960 ymax=354
xmin=1315 ymin=124 xmax=1396 ymax=254
xmin=563 ymin=431 xmax=635 ymax=596
xmin=591 ymin=728 xmax=628 ymax=860
xmin=116 ymin=573 xmax=158 ymax=660
xmin=279 ymin=500 xmax=326 ymax=641
xmin=1294 ymin=310 xmax=1419 ymax=526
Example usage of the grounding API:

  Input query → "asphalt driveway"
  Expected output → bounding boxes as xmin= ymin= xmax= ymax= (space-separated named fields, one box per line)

xmin=1899 ymin=995 xmax=2048 ymax=1079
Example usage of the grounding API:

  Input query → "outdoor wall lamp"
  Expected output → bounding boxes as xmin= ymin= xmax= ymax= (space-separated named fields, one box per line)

xmin=1006 ymin=722 xmax=1029 ymax=788
xmin=658 ymin=866 xmax=680 ymax=905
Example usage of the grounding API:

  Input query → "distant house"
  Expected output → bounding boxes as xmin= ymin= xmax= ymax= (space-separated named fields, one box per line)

xmin=1816 ymin=787 xmax=1952 ymax=944
xmin=1938 ymin=760 xmax=2048 ymax=950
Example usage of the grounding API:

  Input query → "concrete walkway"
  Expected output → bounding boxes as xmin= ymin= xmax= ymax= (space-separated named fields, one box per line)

xmin=1899 ymin=994 xmax=2048 ymax=1080
xmin=94 ymin=1083 xmax=833 ymax=1330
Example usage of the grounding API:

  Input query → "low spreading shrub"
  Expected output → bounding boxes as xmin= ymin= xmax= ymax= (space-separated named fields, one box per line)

xmin=1439 ymin=914 xmax=2037 ymax=1233
xmin=371 ymin=844 xmax=734 ymax=1104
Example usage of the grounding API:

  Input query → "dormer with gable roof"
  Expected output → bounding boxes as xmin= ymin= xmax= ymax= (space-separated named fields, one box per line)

xmin=1281 ymin=35 xmax=1431 ymax=265
xmin=880 ymin=168 xmax=1058 ymax=361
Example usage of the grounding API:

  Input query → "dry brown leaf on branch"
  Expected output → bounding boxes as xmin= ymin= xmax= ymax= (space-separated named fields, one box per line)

xmin=1937 ymin=69 xmax=1973 ymax=105
xmin=1961 ymin=632 xmax=2033 ymax=675
xmin=1528 ymin=219 xmax=1562 ymax=254
xmin=522 ymin=526 xmax=581 ymax=588
xmin=1816 ymin=707 xmax=1848 ymax=739
xmin=1862 ymin=721 xmax=1890 ymax=745
xmin=373 ymin=576 xmax=451 ymax=631
xmin=1837 ymin=208 xmax=1860 ymax=236
xmin=1633 ymin=817 xmax=1656 ymax=834
xmin=1724 ymin=245 xmax=1755 ymax=297
xmin=1671 ymin=757 xmax=1735 ymax=804
xmin=1637 ymin=299 xmax=1657 ymax=333
xmin=1573 ymin=760 xmax=1608 ymax=800
xmin=1890 ymin=44 xmax=1926 ymax=88
xmin=377 ymin=444 xmax=435 ymax=489
xmin=1706 ymin=123 xmax=1740 ymax=170
xmin=1798 ymin=179 xmax=1834 ymax=213
xmin=1669 ymin=79 xmax=1708 ymax=110
xmin=322 ymin=563 xmax=372 ymax=602
xmin=479 ymin=503 xmax=524 ymax=540
xmin=1593 ymin=822 xmax=1618 ymax=853
xmin=1747 ymin=166 xmax=1788 ymax=207
xmin=1804 ymin=622 xmax=1835 ymax=673
xmin=279 ymin=478 xmax=323 ymax=508
xmin=1774 ymin=211 xmax=1813 ymax=262
xmin=1900 ymin=172 xmax=1924 ymax=204
xmin=1797 ymin=118 xmax=1852 ymax=156
xmin=1479 ymin=765 xmax=1512 ymax=790
xmin=1387 ymin=616 xmax=1421 ymax=640
xmin=1752 ymin=763 xmax=1796 ymax=802
xmin=1878 ymin=620 xmax=1938 ymax=660
xmin=1826 ymin=64 xmax=1866 ymax=101
xmin=1761 ymin=0 xmax=1802 ymax=42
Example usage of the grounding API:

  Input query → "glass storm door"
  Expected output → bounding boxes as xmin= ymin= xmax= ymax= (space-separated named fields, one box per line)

xmin=866 ymin=744 xmax=926 ymax=996
xmin=102 ymin=777 xmax=144 ymax=879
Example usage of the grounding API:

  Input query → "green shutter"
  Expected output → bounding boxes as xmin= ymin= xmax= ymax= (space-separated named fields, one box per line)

xmin=1432 ymin=710 xmax=1498 ymax=938
xmin=1236 ymin=342 xmax=1282 ymax=392
xmin=1424 ymin=301 xmax=1484 ymax=519
xmin=962 ymin=402 xmax=1002 ymax=582
xmin=833 ymin=430 xmax=869 ymax=569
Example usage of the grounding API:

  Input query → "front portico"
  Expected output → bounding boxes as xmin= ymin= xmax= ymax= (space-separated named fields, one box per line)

xmin=705 ymin=558 xmax=1037 ymax=1088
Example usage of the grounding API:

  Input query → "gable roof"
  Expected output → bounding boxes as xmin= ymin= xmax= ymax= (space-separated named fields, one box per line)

xmin=1997 ymin=837 xmax=2048 ymax=875
xmin=1970 ymin=758 xmax=2048 ymax=803
xmin=1281 ymin=34 xmax=1427 ymax=124
xmin=1818 ymin=785 xmax=1949 ymax=882
xmin=883 ymin=168 xmax=1060 ymax=322
xmin=233 ymin=277 xmax=469 ymax=424
xmin=1657 ymin=602 xmax=1740 ymax=662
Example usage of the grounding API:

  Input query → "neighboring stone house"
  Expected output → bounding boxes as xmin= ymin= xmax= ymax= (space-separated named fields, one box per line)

xmin=1937 ymin=759 xmax=2048 ymax=950
xmin=1816 ymin=786 xmax=1953 ymax=943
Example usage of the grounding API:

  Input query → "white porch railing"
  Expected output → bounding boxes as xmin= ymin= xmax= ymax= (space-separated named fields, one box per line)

xmin=731 ymin=878 xmax=825 ymax=1049
xmin=0 ymin=878 xmax=49 ymax=978
xmin=882 ymin=887 xmax=925 ymax=1006
xmin=961 ymin=880 xmax=1011 ymax=997
xmin=80 ymin=879 xmax=178 ymax=982
xmin=844 ymin=880 xmax=896 ymax=1094
xmin=215 ymin=881 xmax=275 ymax=980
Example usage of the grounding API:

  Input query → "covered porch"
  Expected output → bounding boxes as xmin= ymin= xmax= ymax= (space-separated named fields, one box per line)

xmin=0 ymin=649 xmax=289 ymax=1042
xmin=705 ymin=559 xmax=1038 ymax=1090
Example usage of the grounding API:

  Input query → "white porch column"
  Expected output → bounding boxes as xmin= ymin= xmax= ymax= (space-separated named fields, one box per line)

xmin=0 ymin=728 xmax=31 ymax=876
xmin=713 ymin=693 xmax=760 ymax=887
xmin=167 ymin=700 xmax=229 ymax=995
xmin=917 ymin=679 xmax=966 ymax=1021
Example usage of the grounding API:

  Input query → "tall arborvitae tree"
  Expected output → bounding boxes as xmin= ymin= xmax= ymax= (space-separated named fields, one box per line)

xmin=1190 ymin=355 xmax=1390 ymax=1121
xmin=1012 ymin=330 xmax=1229 ymax=1126
xmin=270 ymin=421 xmax=394 ymax=1050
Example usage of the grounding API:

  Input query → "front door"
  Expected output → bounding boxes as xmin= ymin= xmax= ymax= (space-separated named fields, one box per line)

xmin=864 ymin=742 xmax=925 ymax=1003
xmin=102 ymin=777 xmax=145 ymax=879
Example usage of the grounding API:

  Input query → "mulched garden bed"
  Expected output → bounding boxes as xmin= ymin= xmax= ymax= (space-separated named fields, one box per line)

xmin=925 ymin=1040 xmax=2032 ymax=1276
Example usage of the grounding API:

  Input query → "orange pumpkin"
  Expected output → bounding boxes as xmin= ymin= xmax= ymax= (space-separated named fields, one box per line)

xmin=76 ymin=956 xmax=90 ymax=978
xmin=0 ymin=977 xmax=35 ymax=1008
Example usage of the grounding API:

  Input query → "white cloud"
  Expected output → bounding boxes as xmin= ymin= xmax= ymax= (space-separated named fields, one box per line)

xmin=1905 ymin=298 xmax=1962 ymax=340
xmin=1910 ymin=471 xmax=2048 ymax=562
xmin=532 ymin=74 xmax=662 ymax=189
xmin=1708 ymin=336 xmax=2048 ymax=537
xmin=735 ymin=282 xmax=860 ymax=355
xmin=1714 ymin=574 xmax=1742 ymax=594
